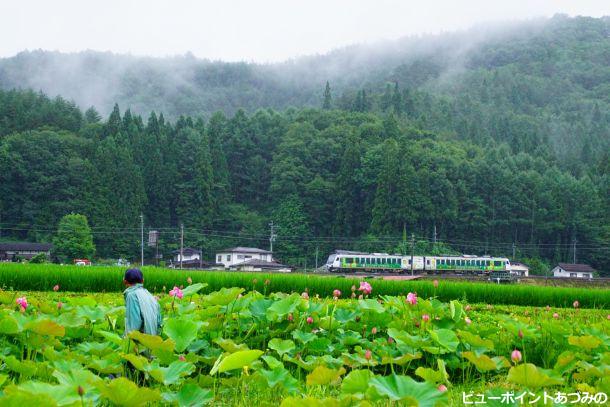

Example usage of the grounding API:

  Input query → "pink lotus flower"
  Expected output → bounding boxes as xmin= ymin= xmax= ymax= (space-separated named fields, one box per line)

xmin=422 ymin=314 xmax=430 ymax=322
xmin=333 ymin=289 xmax=341 ymax=298
xmin=433 ymin=279 xmax=439 ymax=288
xmin=57 ymin=301 xmax=63 ymax=309
xmin=169 ymin=286 xmax=183 ymax=299
xmin=371 ymin=327 xmax=377 ymax=335
xmin=406 ymin=292 xmax=417 ymax=305
xmin=438 ymin=384 xmax=447 ymax=392
xmin=607 ymin=314 xmax=610 ymax=320
xmin=364 ymin=349 xmax=372 ymax=360
xmin=465 ymin=317 xmax=472 ymax=325
xmin=301 ymin=292 xmax=309 ymax=300
xmin=306 ymin=316 xmax=313 ymax=324
xmin=553 ymin=312 xmax=559 ymax=319
xmin=16 ymin=297 xmax=28 ymax=310
xmin=53 ymin=285 xmax=60 ymax=292
xmin=187 ymin=277 xmax=192 ymax=285
xmin=358 ymin=281 xmax=372 ymax=295
xmin=511 ymin=349 xmax=522 ymax=363
xmin=573 ymin=300 xmax=579 ymax=309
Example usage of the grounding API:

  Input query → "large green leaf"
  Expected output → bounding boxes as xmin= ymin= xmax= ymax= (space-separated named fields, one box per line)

xmin=181 ymin=283 xmax=207 ymax=297
xmin=567 ymin=335 xmax=602 ymax=350
xmin=429 ymin=329 xmax=459 ymax=352
xmin=0 ymin=315 xmax=21 ymax=334
xmin=202 ymin=287 xmax=244 ymax=306
xmin=266 ymin=295 xmax=301 ymax=321
xmin=340 ymin=369 xmax=374 ymax=396
xmin=164 ymin=318 xmax=200 ymax=352
xmin=25 ymin=319 xmax=65 ymax=337
xmin=462 ymin=351 xmax=498 ymax=372
xmin=268 ymin=338 xmax=296 ymax=357
xmin=149 ymin=361 xmax=196 ymax=385
xmin=357 ymin=299 xmax=385 ymax=313
xmin=98 ymin=377 xmax=161 ymax=406
xmin=260 ymin=367 xmax=299 ymax=394
xmin=306 ymin=365 xmax=346 ymax=386
xmin=369 ymin=374 xmax=447 ymax=405
xmin=507 ymin=363 xmax=564 ymax=389
xmin=129 ymin=330 xmax=175 ymax=352
xmin=211 ymin=350 xmax=264 ymax=375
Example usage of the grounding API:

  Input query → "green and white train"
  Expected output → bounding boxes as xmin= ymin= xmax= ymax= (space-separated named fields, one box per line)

xmin=325 ymin=250 xmax=510 ymax=274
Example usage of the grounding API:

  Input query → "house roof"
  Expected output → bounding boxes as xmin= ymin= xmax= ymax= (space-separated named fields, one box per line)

xmin=218 ymin=247 xmax=272 ymax=254
xmin=232 ymin=259 xmax=290 ymax=269
xmin=0 ymin=242 xmax=53 ymax=251
xmin=172 ymin=247 xmax=201 ymax=255
xmin=556 ymin=263 xmax=595 ymax=273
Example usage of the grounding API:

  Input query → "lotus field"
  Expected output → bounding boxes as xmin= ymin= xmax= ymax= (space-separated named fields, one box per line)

xmin=0 ymin=280 xmax=608 ymax=406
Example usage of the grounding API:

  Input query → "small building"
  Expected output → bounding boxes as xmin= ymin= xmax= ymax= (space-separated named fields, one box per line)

xmin=0 ymin=242 xmax=53 ymax=261
xmin=509 ymin=262 xmax=529 ymax=277
xmin=172 ymin=248 xmax=202 ymax=268
xmin=552 ymin=263 xmax=595 ymax=279
xmin=215 ymin=247 xmax=273 ymax=268
xmin=229 ymin=258 xmax=292 ymax=273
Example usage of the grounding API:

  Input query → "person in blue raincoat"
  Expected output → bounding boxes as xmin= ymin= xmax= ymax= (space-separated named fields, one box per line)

xmin=123 ymin=268 xmax=162 ymax=336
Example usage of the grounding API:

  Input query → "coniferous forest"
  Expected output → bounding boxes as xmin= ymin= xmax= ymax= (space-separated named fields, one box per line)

xmin=0 ymin=15 xmax=608 ymax=274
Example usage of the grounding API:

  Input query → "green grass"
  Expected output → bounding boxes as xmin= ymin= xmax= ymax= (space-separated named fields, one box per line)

xmin=0 ymin=263 xmax=607 ymax=308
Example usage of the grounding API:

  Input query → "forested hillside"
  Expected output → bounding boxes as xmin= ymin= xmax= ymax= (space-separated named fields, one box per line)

xmin=0 ymin=89 xmax=608 ymax=274
xmin=1 ymin=15 xmax=609 ymax=173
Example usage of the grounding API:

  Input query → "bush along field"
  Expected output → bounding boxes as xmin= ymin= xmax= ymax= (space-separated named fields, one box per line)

xmin=0 ymin=263 xmax=609 ymax=309
xmin=0 ymin=282 xmax=608 ymax=406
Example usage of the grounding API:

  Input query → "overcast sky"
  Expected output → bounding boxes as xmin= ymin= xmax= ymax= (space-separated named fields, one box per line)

xmin=1 ymin=0 xmax=608 ymax=62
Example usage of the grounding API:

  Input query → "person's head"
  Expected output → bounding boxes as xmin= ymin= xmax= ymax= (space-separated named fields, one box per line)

xmin=124 ymin=268 xmax=144 ymax=286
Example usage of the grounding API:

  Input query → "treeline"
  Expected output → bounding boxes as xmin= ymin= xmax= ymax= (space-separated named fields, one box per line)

xmin=1 ymin=16 xmax=608 ymax=175
xmin=0 ymin=89 xmax=607 ymax=274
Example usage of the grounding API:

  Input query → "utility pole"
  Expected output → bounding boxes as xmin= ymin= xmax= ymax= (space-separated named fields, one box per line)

xmin=200 ymin=246 xmax=203 ymax=269
xmin=315 ymin=246 xmax=319 ymax=269
xmin=433 ymin=224 xmax=437 ymax=244
xmin=572 ymin=238 xmax=576 ymax=264
xmin=269 ymin=222 xmax=277 ymax=253
xmin=410 ymin=233 xmax=415 ymax=276
xmin=512 ymin=242 xmax=516 ymax=259
xmin=180 ymin=223 xmax=184 ymax=270
xmin=140 ymin=213 xmax=144 ymax=267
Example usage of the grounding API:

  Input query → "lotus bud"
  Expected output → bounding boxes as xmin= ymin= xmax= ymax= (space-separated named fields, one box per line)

xmin=371 ymin=327 xmax=377 ymax=335
xmin=572 ymin=300 xmax=579 ymax=308
xmin=53 ymin=284 xmax=60 ymax=292
xmin=364 ymin=350 xmax=372 ymax=360
xmin=553 ymin=312 xmax=559 ymax=319
xmin=518 ymin=329 xmax=523 ymax=339
xmin=422 ymin=314 xmax=430 ymax=322
xmin=306 ymin=316 xmax=313 ymax=324
xmin=187 ymin=277 xmax=192 ymax=285
xmin=77 ymin=385 xmax=85 ymax=396
xmin=433 ymin=279 xmax=439 ymax=288
xmin=287 ymin=313 xmax=294 ymax=322
xmin=465 ymin=317 xmax=472 ymax=325
xmin=438 ymin=384 xmax=447 ymax=392
xmin=511 ymin=349 xmax=522 ymax=363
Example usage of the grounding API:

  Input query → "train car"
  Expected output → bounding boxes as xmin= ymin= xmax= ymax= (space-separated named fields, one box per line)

xmin=427 ymin=255 xmax=510 ymax=274
xmin=326 ymin=250 xmax=424 ymax=273
xmin=326 ymin=250 xmax=510 ymax=275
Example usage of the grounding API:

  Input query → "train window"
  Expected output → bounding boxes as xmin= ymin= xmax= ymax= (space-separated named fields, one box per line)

xmin=346 ymin=258 xmax=353 ymax=263
xmin=426 ymin=259 xmax=430 ymax=265
xmin=486 ymin=261 xmax=490 ymax=266
xmin=494 ymin=261 xmax=501 ymax=266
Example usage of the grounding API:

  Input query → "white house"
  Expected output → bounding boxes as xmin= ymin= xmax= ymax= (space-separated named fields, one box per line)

xmin=509 ymin=262 xmax=529 ymax=277
xmin=216 ymin=247 xmax=273 ymax=268
xmin=552 ymin=263 xmax=595 ymax=279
